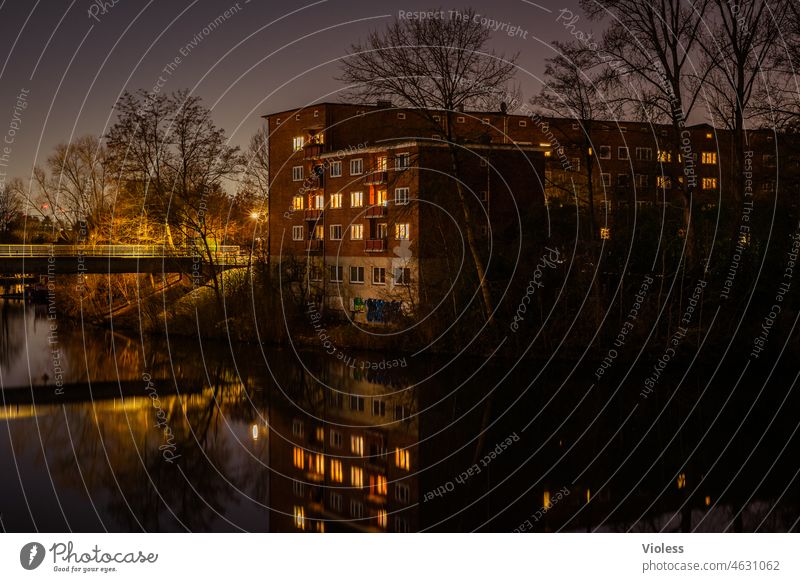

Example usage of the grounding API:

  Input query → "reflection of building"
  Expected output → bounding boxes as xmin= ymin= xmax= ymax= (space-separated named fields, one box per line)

xmin=264 ymin=103 xmax=546 ymax=319
xmin=268 ymin=363 xmax=419 ymax=532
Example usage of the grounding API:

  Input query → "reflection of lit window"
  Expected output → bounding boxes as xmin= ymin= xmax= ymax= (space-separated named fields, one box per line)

xmin=292 ymin=419 xmax=304 ymax=437
xmin=314 ymin=454 xmax=325 ymax=476
xmin=677 ymin=473 xmax=686 ymax=489
xmin=351 ymin=466 xmax=364 ymax=488
xmin=350 ymin=500 xmax=364 ymax=518
xmin=395 ymin=447 xmax=410 ymax=470
xmin=351 ymin=435 xmax=364 ymax=456
xmin=377 ymin=509 xmax=388 ymax=528
xmin=315 ymin=522 xmax=325 ymax=533
xmin=739 ymin=232 xmax=751 ymax=247
xmin=330 ymin=492 xmax=343 ymax=512
xmin=543 ymin=490 xmax=551 ymax=509
xmin=293 ymin=447 xmax=305 ymax=469
xmin=330 ymin=459 xmax=343 ymax=483
xmin=315 ymin=426 xmax=324 ymax=442
xmin=293 ymin=481 xmax=305 ymax=497
xmin=370 ymin=474 xmax=388 ymax=496
xmin=294 ymin=506 xmax=306 ymax=530
xmin=330 ymin=430 xmax=342 ymax=448
xmin=394 ymin=517 xmax=410 ymax=533
xmin=395 ymin=483 xmax=410 ymax=504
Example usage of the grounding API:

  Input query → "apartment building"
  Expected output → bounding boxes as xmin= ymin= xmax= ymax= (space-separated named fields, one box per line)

xmin=264 ymin=102 xmax=546 ymax=320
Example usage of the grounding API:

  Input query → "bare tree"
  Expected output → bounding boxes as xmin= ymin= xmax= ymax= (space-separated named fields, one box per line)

xmin=338 ymin=9 xmax=519 ymax=324
xmin=531 ymin=40 xmax=619 ymax=240
xmin=0 ymin=182 xmax=22 ymax=235
xmin=582 ymin=0 xmax=711 ymax=267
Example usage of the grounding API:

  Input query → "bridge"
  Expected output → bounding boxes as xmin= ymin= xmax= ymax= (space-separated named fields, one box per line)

xmin=0 ymin=244 xmax=247 ymax=274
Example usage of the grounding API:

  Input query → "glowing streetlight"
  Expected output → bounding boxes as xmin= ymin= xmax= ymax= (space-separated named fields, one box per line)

xmin=250 ymin=211 xmax=260 ymax=220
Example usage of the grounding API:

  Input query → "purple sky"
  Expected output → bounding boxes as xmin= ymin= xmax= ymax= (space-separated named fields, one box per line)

xmin=0 ymin=0 xmax=584 ymax=183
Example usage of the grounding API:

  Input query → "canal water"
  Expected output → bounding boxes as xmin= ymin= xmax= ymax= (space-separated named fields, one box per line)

xmin=0 ymin=299 xmax=797 ymax=532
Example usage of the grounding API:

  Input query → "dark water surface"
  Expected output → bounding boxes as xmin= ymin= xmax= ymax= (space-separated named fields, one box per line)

xmin=0 ymin=300 xmax=797 ymax=532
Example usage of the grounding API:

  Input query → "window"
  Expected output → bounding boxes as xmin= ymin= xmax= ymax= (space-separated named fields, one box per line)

xmin=293 ymin=506 xmax=306 ymax=530
xmin=292 ymin=225 xmax=304 ymax=241
xmin=457 ymin=116 xmax=465 ymax=123
xmin=350 ymin=158 xmax=364 ymax=175
xmin=395 ymin=187 xmax=409 ymax=205
xmin=395 ymin=483 xmax=410 ymax=503
xmin=350 ymin=500 xmax=364 ymax=518
xmin=618 ymin=146 xmax=629 ymax=160
xmin=396 ymin=223 xmax=410 ymax=240
xmin=702 ymin=177 xmax=717 ymax=190
xmin=349 ymin=265 xmax=364 ymax=283
xmin=330 ymin=161 xmax=342 ymax=177
xmin=701 ymin=152 xmax=717 ymax=165
xmin=601 ymin=173 xmax=611 ymax=187
xmin=330 ymin=459 xmax=343 ymax=482
xmin=313 ymin=453 xmax=325 ymax=476
xmin=351 ymin=435 xmax=364 ymax=456
xmin=309 ymin=266 xmax=322 ymax=281
xmin=376 ymin=156 xmax=387 ymax=171
xmin=293 ymin=447 xmax=305 ymax=469
xmin=372 ymin=267 xmax=386 ymax=285
xmin=572 ymin=122 xmax=580 ymax=130
xmin=394 ymin=267 xmax=411 ymax=286
xmin=636 ymin=174 xmax=649 ymax=188
xmin=376 ymin=189 xmax=388 ymax=206
xmin=482 ymin=117 xmax=490 ymax=124
xmin=313 ymin=109 xmax=319 ymax=118
xmin=292 ymin=136 xmax=304 ymax=151
xmin=349 ymin=395 xmax=365 ymax=411
xmin=657 ymin=150 xmax=672 ymax=163
xmin=598 ymin=145 xmax=611 ymax=159
xmin=350 ymin=191 xmax=363 ymax=207
xmin=293 ymin=480 xmax=305 ymax=497
xmin=395 ymin=153 xmax=410 ymax=170
xmin=519 ymin=120 xmax=527 ymax=127
xmin=370 ymin=474 xmax=388 ymax=496
xmin=636 ymin=147 xmax=653 ymax=161
xmin=377 ymin=223 xmax=387 ymax=239
xmin=479 ymin=190 xmax=488 ymax=203
xmin=394 ymin=405 xmax=406 ymax=420
xmin=657 ymin=175 xmax=672 ymax=189
xmin=395 ymin=447 xmax=410 ymax=470
xmin=617 ymin=174 xmax=630 ymax=187
xmin=351 ymin=224 xmax=364 ymax=240
xmin=351 ymin=466 xmax=364 ymax=488
xmin=295 ymin=114 xmax=300 ymax=121
xmin=330 ymin=193 xmax=342 ymax=208
xmin=313 ymin=194 xmax=324 ymax=209
xmin=330 ymin=225 xmax=342 ymax=240
xmin=377 ymin=509 xmax=388 ymax=529
xmin=292 ymin=196 xmax=304 ymax=210
xmin=292 ymin=166 xmax=303 ymax=181
xmin=433 ymin=114 xmax=441 ymax=122
xmin=372 ymin=398 xmax=386 ymax=415
xmin=570 ymin=158 xmax=581 ymax=172
xmin=600 ymin=227 xmax=611 ymax=240
xmin=330 ymin=492 xmax=342 ymax=512
xmin=397 ymin=112 xmax=406 ymax=120
xmin=313 ymin=224 xmax=324 ymax=240
xmin=330 ymin=265 xmax=343 ymax=282
xmin=292 ymin=419 xmax=304 ymax=437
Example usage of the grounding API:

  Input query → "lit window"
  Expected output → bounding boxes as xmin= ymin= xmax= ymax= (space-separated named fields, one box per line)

xmin=349 ymin=266 xmax=364 ymax=284
xmin=292 ymin=225 xmax=303 ymax=241
xmin=395 ymin=187 xmax=409 ymax=205
xmin=330 ymin=459 xmax=343 ymax=482
xmin=292 ymin=166 xmax=303 ymax=181
xmin=292 ymin=196 xmax=304 ymax=211
xmin=395 ymin=153 xmax=410 ymax=170
xmin=677 ymin=473 xmax=687 ymax=489
xmin=313 ymin=225 xmax=323 ymax=240
xmin=351 ymin=224 xmax=364 ymax=240
xmin=293 ymin=447 xmax=305 ymax=469
xmin=657 ymin=150 xmax=672 ymax=163
xmin=376 ymin=156 xmax=388 ymax=171
xmin=330 ymin=193 xmax=342 ymax=208
xmin=377 ymin=508 xmax=388 ymax=528
xmin=701 ymin=152 xmax=717 ymax=164
xmin=350 ymin=158 xmax=364 ymax=175
xmin=376 ymin=189 xmax=388 ymax=206
xmin=656 ymin=175 xmax=672 ymax=189
xmin=293 ymin=506 xmax=306 ymax=529
xmin=702 ymin=177 xmax=717 ymax=190
xmin=351 ymin=435 xmax=364 ymax=456
xmin=351 ymin=466 xmax=364 ymax=488
xmin=292 ymin=136 xmax=304 ymax=151
xmin=312 ymin=194 xmax=323 ymax=210
xmin=600 ymin=227 xmax=611 ymax=240
xmin=543 ymin=490 xmax=551 ymax=509
xmin=395 ymin=223 xmax=410 ymax=240
xmin=395 ymin=447 xmax=410 ymax=470
xmin=350 ymin=191 xmax=364 ymax=208
xmin=330 ymin=225 xmax=342 ymax=240
xmin=330 ymin=161 xmax=342 ymax=177
xmin=372 ymin=267 xmax=386 ymax=285
xmin=706 ymin=132 xmax=713 ymax=139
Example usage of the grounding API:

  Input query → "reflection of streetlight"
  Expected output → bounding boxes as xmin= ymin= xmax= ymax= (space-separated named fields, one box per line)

xmin=250 ymin=211 xmax=260 ymax=220
xmin=251 ymin=424 xmax=259 ymax=441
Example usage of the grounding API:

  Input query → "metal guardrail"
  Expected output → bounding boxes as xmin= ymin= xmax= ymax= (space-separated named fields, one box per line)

xmin=0 ymin=244 xmax=243 ymax=261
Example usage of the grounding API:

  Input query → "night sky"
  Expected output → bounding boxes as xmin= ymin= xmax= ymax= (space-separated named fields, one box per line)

xmin=0 ymin=0 xmax=583 ymax=184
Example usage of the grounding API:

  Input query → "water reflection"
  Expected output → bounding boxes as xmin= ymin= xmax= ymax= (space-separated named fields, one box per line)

xmin=0 ymin=300 xmax=797 ymax=532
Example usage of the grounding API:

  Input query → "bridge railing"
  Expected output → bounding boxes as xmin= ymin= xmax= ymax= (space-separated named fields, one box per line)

xmin=0 ymin=244 xmax=244 ymax=262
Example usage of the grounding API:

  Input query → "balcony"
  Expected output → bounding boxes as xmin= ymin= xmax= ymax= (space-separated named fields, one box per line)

xmin=303 ymin=142 xmax=325 ymax=160
xmin=363 ymin=171 xmax=387 ymax=185
xmin=365 ymin=239 xmax=386 ymax=252
xmin=365 ymin=205 xmax=387 ymax=218
xmin=304 ymin=209 xmax=324 ymax=221
xmin=306 ymin=239 xmax=323 ymax=253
